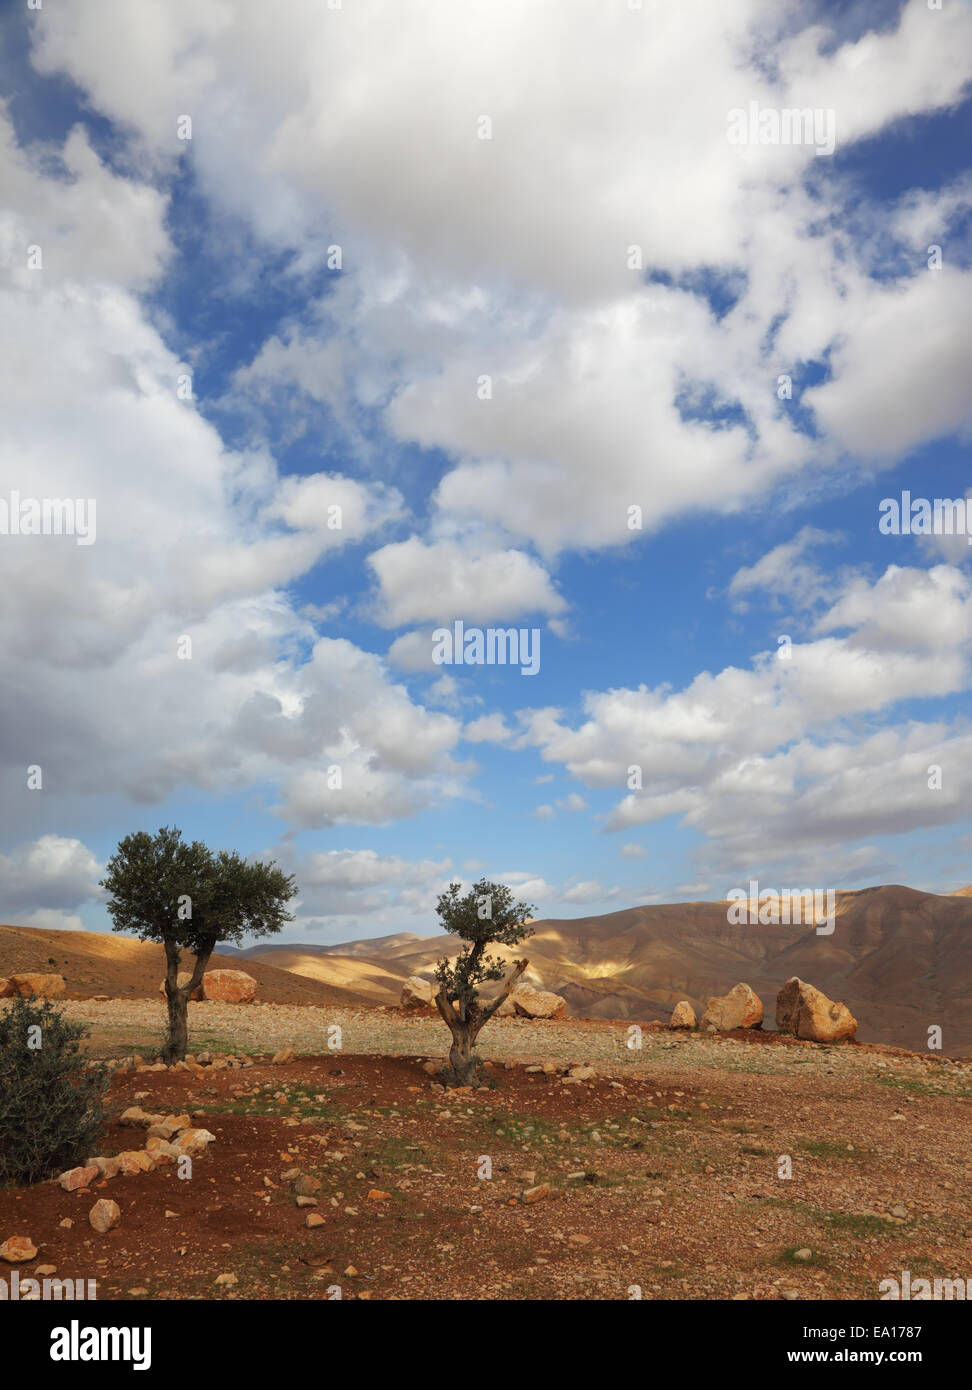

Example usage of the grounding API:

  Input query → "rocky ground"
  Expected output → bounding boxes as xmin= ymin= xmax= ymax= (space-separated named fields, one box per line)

xmin=1 ymin=999 xmax=969 ymax=1301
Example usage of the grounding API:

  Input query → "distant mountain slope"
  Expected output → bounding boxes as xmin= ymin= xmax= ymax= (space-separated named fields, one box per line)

xmin=0 ymin=924 xmax=374 ymax=1009
xmin=241 ymin=885 xmax=972 ymax=1053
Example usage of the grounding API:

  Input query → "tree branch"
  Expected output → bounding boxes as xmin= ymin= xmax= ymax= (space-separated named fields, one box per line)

xmin=182 ymin=936 xmax=217 ymax=998
xmin=434 ymin=986 xmax=461 ymax=1033
xmin=479 ymin=957 xmax=528 ymax=1026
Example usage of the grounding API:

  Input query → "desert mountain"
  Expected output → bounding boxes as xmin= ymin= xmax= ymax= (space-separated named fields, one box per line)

xmin=0 ymin=923 xmax=373 ymax=1009
xmin=240 ymin=885 xmax=972 ymax=1054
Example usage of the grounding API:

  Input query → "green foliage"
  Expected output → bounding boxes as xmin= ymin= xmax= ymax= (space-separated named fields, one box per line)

xmin=100 ymin=826 xmax=298 ymax=954
xmin=433 ymin=878 xmax=534 ymax=1006
xmin=0 ymin=996 xmax=109 ymax=1186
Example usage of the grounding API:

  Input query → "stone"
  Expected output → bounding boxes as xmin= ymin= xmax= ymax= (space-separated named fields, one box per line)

xmin=421 ymin=1061 xmax=439 ymax=1076
xmin=58 ymin=1165 xmax=99 ymax=1192
xmin=119 ymin=1107 xmax=154 ymax=1127
xmin=88 ymin=1199 xmax=120 ymax=1235
xmin=400 ymin=976 xmax=435 ymax=1009
xmin=669 ymin=1000 xmax=697 ymax=1029
xmin=0 ymin=978 xmax=15 ymax=998
xmin=306 ymin=1213 xmax=325 ymax=1228
xmin=271 ymin=1047 xmax=295 ymax=1064
xmin=171 ymin=1129 xmax=216 ymax=1157
xmin=511 ymin=985 xmax=566 ymax=1020
xmin=296 ymin=1196 xmax=318 ymax=1208
xmin=522 ymin=1184 xmax=551 ymax=1204
xmin=90 ymin=1156 xmax=122 ymax=1180
xmin=294 ymin=1174 xmax=322 ymax=1196
xmin=793 ymin=1248 xmax=812 ymax=1261
xmin=58 ymin=1219 xmax=73 ymax=1230
xmin=0 ymin=1236 xmax=37 ymax=1262
xmin=568 ymin=1065 xmax=596 ymax=1081
xmin=367 ymin=1189 xmax=391 ymax=1201
xmin=201 ymin=969 xmax=257 ymax=1004
xmin=118 ymin=1150 xmax=153 ymax=1176
xmin=494 ymin=996 xmax=516 ymax=1017
xmin=776 ymin=978 xmax=857 ymax=1043
xmin=701 ymin=983 xmax=763 ymax=1031
xmin=215 ymin=1272 xmax=238 ymax=1287
xmin=10 ymin=972 xmax=66 ymax=998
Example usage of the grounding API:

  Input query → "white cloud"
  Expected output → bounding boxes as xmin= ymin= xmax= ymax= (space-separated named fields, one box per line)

xmin=367 ymin=537 xmax=566 ymax=627
xmin=0 ymin=836 xmax=102 ymax=918
xmin=463 ymin=713 xmax=512 ymax=743
xmin=517 ymin=559 xmax=972 ymax=871
xmin=25 ymin=0 xmax=972 ymax=565
xmin=0 ymin=109 xmax=467 ymax=834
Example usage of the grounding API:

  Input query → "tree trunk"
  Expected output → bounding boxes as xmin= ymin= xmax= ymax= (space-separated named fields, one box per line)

xmin=161 ymin=936 xmax=215 ymax=1064
xmin=162 ymin=987 xmax=189 ymax=1065
xmin=433 ymin=958 xmax=529 ymax=1087
xmin=447 ymin=1021 xmax=482 ymax=1087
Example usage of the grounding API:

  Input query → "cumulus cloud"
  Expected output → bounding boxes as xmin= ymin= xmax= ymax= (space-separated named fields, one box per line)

xmin=24 ymin=0 xmax=972 ymax=568
xmin=367 ymin=538 xmax=566 ymax=627
xmin=517 ymin=559 xmax=972 ymax=873
xmin=0 ymin=107 xmax=465 ymax=833
xmin=0 ymin=836 xmax=102 ymax=918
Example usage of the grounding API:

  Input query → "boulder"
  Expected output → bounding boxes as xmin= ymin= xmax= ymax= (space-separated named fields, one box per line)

xmin=11 ymin=972 xmax=66 ymax=998
xmin=88 ymin=1199 xmax=120 ymax=1235
xmin=401 ymin=975 xmax=435 ymax=1009
xmin=776 ymin=977 xmax=857 ymax=1043
xmin=117 ymin=1150 xmax=154 ymax=1176
xmin=90 ymin=1156 xmax=122 ymax=1180
xmin=0 ymin=1236 xmax=37 ymax=1262
xmin=0 ymin=978 xmax=15 ymax=998
xmin=171 ymin=1128 xmax=216 ymax=1158
xmin=701 ymin=983 xmax=763 ymax=1032
xmin=157 ymin=973 xmax=203 ymax=1001
xmin=493 ymin=995 xmax=516 ymax=1017
xmin=201 ymin=969 xmax=257 ymax=1004
xmin=58 ymin=1165 xmax=99 ymax=1192
xmin=669 ymin=1000 xmax=697 ymax=1029
xmin=511 ymin=984 xmax=566 ymax=1019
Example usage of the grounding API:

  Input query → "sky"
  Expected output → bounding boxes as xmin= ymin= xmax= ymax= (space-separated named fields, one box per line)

xmin=0 ymin=0 xmax=970 ymax=945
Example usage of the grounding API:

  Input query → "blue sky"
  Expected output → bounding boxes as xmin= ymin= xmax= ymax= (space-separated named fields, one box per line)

xmin=0 ymin=0 xmax=970 ymax=943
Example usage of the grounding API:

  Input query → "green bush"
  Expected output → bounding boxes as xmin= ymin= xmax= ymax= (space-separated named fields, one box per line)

xmin=0 ymin=995 xmax=109 ymax=1186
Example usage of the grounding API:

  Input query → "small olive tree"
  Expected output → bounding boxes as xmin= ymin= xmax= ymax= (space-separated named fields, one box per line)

xmin=100 ymin=827 xmax=297 ymax=1062
xmin=433 ymin=879 xmax=535 ymax=1086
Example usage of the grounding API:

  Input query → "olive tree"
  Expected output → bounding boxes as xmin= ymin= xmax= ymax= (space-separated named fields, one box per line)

xmin=100 ymin=827 xmax=296 ymax=1062
xmin=433 ymin=879 xmax=535 ymax=1086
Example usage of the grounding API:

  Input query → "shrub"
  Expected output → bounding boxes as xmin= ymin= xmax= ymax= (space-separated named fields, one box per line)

xmin=0 ymin=995 xmax=109 ymax=1186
